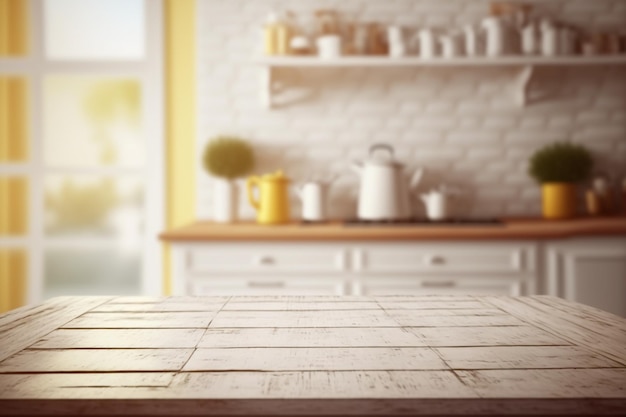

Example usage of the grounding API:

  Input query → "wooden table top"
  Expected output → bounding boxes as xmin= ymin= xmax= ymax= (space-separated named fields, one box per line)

xmin=1 ymin=295 xmax=625 ymax=416
xmin=159 ymin=217 xmax=626 ymax=242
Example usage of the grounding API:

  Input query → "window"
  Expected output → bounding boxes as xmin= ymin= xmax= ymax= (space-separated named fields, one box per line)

xmin=0 ymin=0 xmax=164 ymax=309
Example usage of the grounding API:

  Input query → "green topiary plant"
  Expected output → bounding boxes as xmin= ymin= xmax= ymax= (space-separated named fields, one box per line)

xmin=528 ymin=142 xmax=593 ymax=184
xmin=203 ymin=136 xmax=255 ymax=180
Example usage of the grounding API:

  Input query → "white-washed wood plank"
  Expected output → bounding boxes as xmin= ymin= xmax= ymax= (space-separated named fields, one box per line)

xmin=457 ymin=368 xmax=626 ymax=398
xmin=379 ymin=300 xmax=490 ymax=310
xmin=531 ymin=295 xmax=626 ymax=341
xmin=91 ymin=303 xmax=225 ymax=312
xmin=108 ymin=296 xmax=166 ymax=304
xmin=198 ymin=327 xmax=425 ymax=348
xmin=61 ymin=312 xmax=215 ymax=329
xmin=0 ymin=349 xmax=193 ymax=373
xmin=391 ymin=313 xmax=524 ymax=327
xmin=210 ymin=310 xmax=399 ymax=328
xmin=485 ymin=296 xmax=626 ymax=365
xmin=0 ymin=297 xmax=113 ymax=362
xmin=30 ymin=329 xmax=205 ymax=349
xmin=228 ymin=296 xmax=373 ymax=303
xmin=411 ymin=326 xmax=571 ymax=347
xmin=222 ymin=301 xmax=381 ymax=311
xmin=170 ymin=370 xmax=475 ymax=398
xmin=163 ymin=296 xmax=230 ymax=304
xmin=375 ymin=295 xmax=477 ymax=302
xmin=386 ymin=308 xmax=506 ymax=317
xmin=436 ymin=346 xmax=622 ymax=370
xmin=0 ymin=373 xmax=174 ymax=398
xmin=183 ymin=347 xmax=448 ymax=371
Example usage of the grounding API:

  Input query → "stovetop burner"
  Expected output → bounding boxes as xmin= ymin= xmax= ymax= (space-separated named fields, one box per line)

xmin=342 ymin=218 xmax=503 ymax=227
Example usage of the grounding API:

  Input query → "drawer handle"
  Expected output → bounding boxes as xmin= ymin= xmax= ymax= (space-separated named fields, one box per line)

xmin=421 ymin=281 xmax=456 ymax=288
xmin=248 ymin=281 xmax=285 ymax=288
xmin=255 ymin=256 xmax=275 ymax=266
xmin=425 ymin=255 xmax=446 ymax=266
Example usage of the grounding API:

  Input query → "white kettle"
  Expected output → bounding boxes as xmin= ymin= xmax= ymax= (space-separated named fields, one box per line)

xmin=352 ymin=144 xmax=423 ymax=221
xmin=296 ymin=177 xmax=334 ymax=222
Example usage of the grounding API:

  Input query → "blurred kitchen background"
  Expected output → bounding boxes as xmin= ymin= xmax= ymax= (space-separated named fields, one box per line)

xmin=1 ymin=0 xmax=625 ymax=313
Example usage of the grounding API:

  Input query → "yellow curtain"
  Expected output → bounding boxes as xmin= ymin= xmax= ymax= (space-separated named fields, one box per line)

xmin=163 ymin=0 xmax=197 ymax=295
xmin=0 ymin=77 xmax=29 ymax=162
xmin=0 ymin=0 xmax=29 ymax=56
xmin=0 ymin=0 xmax=30 ymax=313
xmin=0 ymin=249 xmax=27 ymax=312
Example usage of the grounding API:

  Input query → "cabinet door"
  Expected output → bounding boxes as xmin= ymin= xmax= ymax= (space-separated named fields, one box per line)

xmin=193 ymin=276 xmax=347 ymax=296
xmin=353 ymin=243 xmax=535 ymax=276
xmin=546 ymin=238 xmax=626 ymax=317
xmin=355 ymin=277 xmax=522 ymax=297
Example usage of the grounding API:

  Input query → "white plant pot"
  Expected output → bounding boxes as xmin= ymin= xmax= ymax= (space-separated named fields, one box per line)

xmin=213 ymin=178 xmax=238 ymax=223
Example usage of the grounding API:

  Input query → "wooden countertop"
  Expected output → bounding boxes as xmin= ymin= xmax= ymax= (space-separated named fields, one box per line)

xmin=159 ymin=217 xmax=626 ymax=242
xmin=1 ymin=295 xmax=625 ymax=416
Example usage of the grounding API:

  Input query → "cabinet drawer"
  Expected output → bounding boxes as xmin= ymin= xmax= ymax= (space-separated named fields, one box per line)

xmin=354 ymin=243 xmax=533 ymax=275
xmin=192 ymin=277 xmax=346 ymax=296
xmin=356 ymin=277 xmax=521 ymax=297
xmin=187 ymin=244 xmax=348 ymax=275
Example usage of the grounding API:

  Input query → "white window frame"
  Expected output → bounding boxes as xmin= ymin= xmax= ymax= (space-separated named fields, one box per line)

xmin=0 ymin=0 xmax=165 ymax=302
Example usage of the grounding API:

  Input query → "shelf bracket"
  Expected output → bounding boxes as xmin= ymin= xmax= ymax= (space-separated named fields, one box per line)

xmin=260 ymin=66 xmax=274 ymax=109
xmin=515 ymin=65 xmax=534 ymax=107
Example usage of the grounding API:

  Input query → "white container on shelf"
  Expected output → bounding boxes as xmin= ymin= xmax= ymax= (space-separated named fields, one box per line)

xmin=388 ymin=26 xmax=406 ymax=57
xmin=521 ymin=22 xmax=539 ymax=55
xmin=418 ymin=29 xmax=437 ymax=58
xmin=316 ymin=35 xmax=342 ymax=59
xmin=482 ymin=17 xmax=506 ymax=57
xmin=540 ymin=20 xmax=559 ymax=56
xmin=440 ymin=33 xmax=463 ymax=58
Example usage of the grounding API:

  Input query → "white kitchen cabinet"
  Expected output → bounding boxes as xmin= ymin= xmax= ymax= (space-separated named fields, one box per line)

xmin=545 ymin=237 xmax=626 ymax=317
xmin=172 ymin=241 xmax=537 ymax=297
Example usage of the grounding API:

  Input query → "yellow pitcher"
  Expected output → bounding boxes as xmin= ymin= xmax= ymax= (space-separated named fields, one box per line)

xmin=246 ymin=170 xmax=291 ymax=224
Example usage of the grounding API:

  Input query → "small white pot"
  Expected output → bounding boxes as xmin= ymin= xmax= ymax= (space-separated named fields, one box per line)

xmin=316 ymin=35 xmax=342 ymax=59
xmin=213 ymin=178 xmax=238 ymax=223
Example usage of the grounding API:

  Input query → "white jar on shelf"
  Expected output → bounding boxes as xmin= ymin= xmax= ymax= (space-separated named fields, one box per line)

xmin=540 ymin=20 xmax=559 ymax=56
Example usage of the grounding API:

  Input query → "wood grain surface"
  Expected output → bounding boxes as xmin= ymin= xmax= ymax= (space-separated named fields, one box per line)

xmin=159 ymin=217 xmax=626 ymax=242
xmin=0 ymin=295 xmax=625 ymax=416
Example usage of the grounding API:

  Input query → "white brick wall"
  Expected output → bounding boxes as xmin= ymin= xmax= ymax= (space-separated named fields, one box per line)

xmin=196 ymin=0 xmax=626 ymax=220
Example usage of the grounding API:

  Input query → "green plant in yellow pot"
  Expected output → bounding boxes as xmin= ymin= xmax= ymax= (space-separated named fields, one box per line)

xmin=528 ymin=142 xmax=592 ymax=220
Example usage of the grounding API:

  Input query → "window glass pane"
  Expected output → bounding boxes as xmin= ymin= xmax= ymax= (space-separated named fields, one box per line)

xmin=0 ymin=248 xmax=28 ymax=312
xmin=44 ymin=0 xmax=144 ymax=60
xmin=0 ymin=77 xmax=29 ymax=162
xmin=44 ymin=176 xmax=143 ymax=241
xmin=43 ymin=76 xmax=143 ymax=168
xmin=0 ymin=177 xmax=29 ymax=236
xmin=0 ymin=0 xmax=29 ymax=56
xmin=44 ymin=248 xmax=140 ymax=298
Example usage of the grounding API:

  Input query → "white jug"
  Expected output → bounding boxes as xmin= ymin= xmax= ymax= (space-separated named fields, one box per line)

xmin=296 ymin=179 xmax=333 ymax=222
xmin=481 ymin=17 xmax=506 ymax=57
xmin=420 ymin=190 xmax=449 ymax=221
xmin=418 ymin=29 xmax=437 ymax=58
